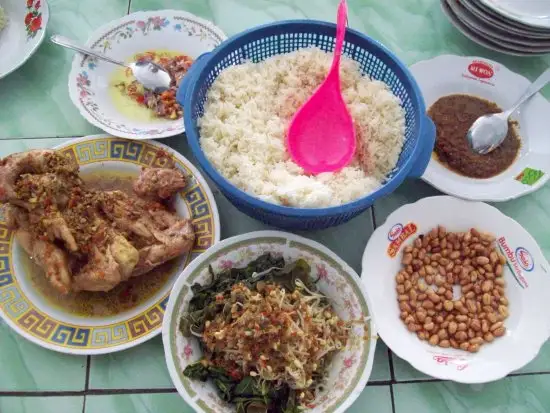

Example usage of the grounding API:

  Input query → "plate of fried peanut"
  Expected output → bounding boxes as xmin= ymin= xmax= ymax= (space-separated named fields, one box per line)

xmin=361 ymin=195 xmax=550 ymax=383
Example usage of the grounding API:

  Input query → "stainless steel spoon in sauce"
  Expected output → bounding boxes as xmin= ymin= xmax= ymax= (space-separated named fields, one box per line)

xmin=50 ymin=34 xmax=172 ymax=93
xmin=467 ymin=67 xmax=550 ymax=155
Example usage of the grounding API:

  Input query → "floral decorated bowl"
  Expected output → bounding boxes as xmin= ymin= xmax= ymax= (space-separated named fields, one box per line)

xmin=68 ymin=10 xmax=226 ymax=140
xmin=0 ymin=0 xmax=49 ymax=79
xmin=362 ymin=196 xmax=550 ymax=383
xmin=0 ymin=135 xmax=220 ymax=354
xmin=162 ymin=231 xmax=376 ymax=413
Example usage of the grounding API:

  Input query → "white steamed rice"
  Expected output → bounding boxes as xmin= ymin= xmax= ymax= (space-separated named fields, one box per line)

xmin=199 ymin=47 xmax=406 ymax=208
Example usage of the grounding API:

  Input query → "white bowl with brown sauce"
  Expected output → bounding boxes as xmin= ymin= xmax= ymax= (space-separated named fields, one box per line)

xmin=362 ymin=196 xmax=550 ymax=383
xmin=0 ymin=135 xmax=219 ymax=354
xmin=410 ymin=54 xmax=550 ymax=201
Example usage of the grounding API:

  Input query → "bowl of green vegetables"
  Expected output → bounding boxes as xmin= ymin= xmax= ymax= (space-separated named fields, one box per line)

xmin=162 ymin=230 xmax=376 ymax=413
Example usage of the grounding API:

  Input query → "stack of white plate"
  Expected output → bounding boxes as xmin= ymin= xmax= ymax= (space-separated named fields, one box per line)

xmin=441 ymin=0 xmax=550 ymax=56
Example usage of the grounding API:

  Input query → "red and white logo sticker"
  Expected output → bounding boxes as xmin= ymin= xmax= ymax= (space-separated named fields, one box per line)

xmin=388 ymin=223 xmax=404 ymax=241
xmin=387 ymin=222 xmax=417 ymax=258
xmin=468 ymin=61 xmax=494 ymax=79
xmin=515 ymin=247 xmax=534 ymax=272
xmin=498 ymin=237 xmax=529 ymax=288
xmin=432 ymin=353 xmax=469 ymax=371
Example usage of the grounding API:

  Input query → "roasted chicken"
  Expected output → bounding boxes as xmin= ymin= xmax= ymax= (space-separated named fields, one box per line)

xmin=133 ymin=166 xmax=187 ymax=200
xmin=0 ymin=149 xmax=195 ymax=294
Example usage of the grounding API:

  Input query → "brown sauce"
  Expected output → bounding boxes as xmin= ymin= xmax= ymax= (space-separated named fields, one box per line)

xmin=22 ymin=172 xmax=178 ymax=318
xmin=428 ymin=94 xmax=521 ymax=179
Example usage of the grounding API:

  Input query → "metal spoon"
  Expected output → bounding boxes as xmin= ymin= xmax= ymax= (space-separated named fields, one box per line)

xmin=50 ymin=34 xmax=172 ymax=93
xmin=467 ymin=67 xmax=550 ymax=155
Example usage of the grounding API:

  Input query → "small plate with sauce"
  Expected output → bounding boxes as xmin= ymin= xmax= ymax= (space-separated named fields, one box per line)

xmin=0 ymin=135 xmax=220 ymax=354
xmin=410 ymin=54 xmax=550 ymax=201
xmin=68 ymin=10 xmax=226 ymax=140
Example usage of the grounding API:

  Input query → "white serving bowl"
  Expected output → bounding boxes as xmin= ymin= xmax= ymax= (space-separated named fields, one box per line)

xmin=68 ymin=10 xmax=226 ymax=140
xmin=0 ymin=0 xmax=49 ymax=79
xmin=362 ymin=195 xmax=550 ymax=383
xmin=412 ymin=54 xmax=550 ymax=201
xmin=0 ymin=135 xmax=220 ymax=354
xmin=163 ymin=231 xmax=376 ymax=413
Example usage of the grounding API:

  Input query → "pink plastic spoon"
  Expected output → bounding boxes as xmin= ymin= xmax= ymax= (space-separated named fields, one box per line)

xmin=287 ymin=0 xmax=356 ymax=175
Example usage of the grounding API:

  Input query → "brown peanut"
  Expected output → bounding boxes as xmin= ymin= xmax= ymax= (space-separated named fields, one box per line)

xmin=440 ymin=339 xmax=450 ymax=348
xmin=396 ymin=227 xmax=508 ymax=353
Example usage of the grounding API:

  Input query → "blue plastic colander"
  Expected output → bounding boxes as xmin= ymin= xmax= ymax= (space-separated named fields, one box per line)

xmin=177 ymin=20 xmax=435 ymax=230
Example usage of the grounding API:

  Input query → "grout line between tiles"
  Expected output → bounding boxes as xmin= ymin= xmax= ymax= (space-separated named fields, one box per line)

xmin=84 ymin=356 xmax=91 ymax=391
xmin=389 ymin=383 xmax=396 ymax=413
xmin=127 ymin=0 xmax=132 ymax=14
xmin=0 ymin=389 xmax=179 ymax=397
xmin=388 ymin=347 xmax=396 ymax=382
xmin=370 ymin=205 xmax=378 ymax=229
xmin=508 ymin=371 xmax=550 ymax=378
xmin=1 ymin=135 xmax=85 ymax=141
xmin=2 ymin=372 xmax=550 ymax=398
xmin=82 ymin=395 xmax=87 ymax=413
xmin=366 ymin=380 xmax=392 ymax=386
xmin=393 ymin=378 xmax=441 ymax=385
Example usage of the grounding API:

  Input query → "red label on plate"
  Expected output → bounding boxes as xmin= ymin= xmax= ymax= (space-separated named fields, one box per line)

xmin=497 ymin=237 xmax=530 ymax=288
xmin=468 ymin=61 xmax=494 ymax=79
xmin=387 ymin=222 xmax=417 ymax=258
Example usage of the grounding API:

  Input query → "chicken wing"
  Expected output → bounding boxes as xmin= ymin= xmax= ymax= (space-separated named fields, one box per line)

xmin=133 ymin=167 xmax=187 ymax=200
xmin=72 ymin=234 xmax=139 ymax=292
xmin=27 ymin=208 xmax=79 ymax=252
xmin=0 ymin=150 xmax=79 ymax=203
xmin=4 ymin=204 xmax=72 ymax=294
xmin=132 ymin=209 xmax=194 ymax=276
xmin=99 ymin=190 xmax=194 ymax=276
xmin=16 ymin=230 xmax=72 ymax=295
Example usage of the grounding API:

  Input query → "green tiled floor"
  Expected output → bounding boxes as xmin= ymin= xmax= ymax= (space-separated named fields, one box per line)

xmin=2 ymin=0 xmax=550 ymax=412
xmin=83 ymin=386 xmax=394 ymax=413
xmin=0 ymin=323 xmax=86 ymax=391
xmin=393 ymin=375 xmax=550 ymax=413
xmin=88 ymin=334 xmax=391 ymax=390
xmin=85 ymin=393 xmax=193 ymax=413
xmin=347 ymin=386 xmax=393 ymax=413
xmin=0 ymin=396 xmax=83 ymax=413
xmin=89 ymin=337 xmax=173 ymax=389
xmin=0 ymin=0 xmax=128 ymax=140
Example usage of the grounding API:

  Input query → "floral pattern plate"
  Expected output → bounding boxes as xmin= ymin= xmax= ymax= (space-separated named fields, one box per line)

xmin=0 ymin=0 xmax=49 ymax=79
xmin=68 ymin=10 xmax=226 ymax=140
xmin=0 ymin=135 xmax=220 ymax=354
xmin=162 ymin=231 xmax=377 ymax=413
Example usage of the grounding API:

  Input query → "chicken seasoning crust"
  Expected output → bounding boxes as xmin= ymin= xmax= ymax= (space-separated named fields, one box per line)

xmin=428 ymin=94 xmax=521 ymax=179
xmin=0 ymin=149 xmax=195 ymax=313
xmin=181 ymin=253 xmax=358 ymax=412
